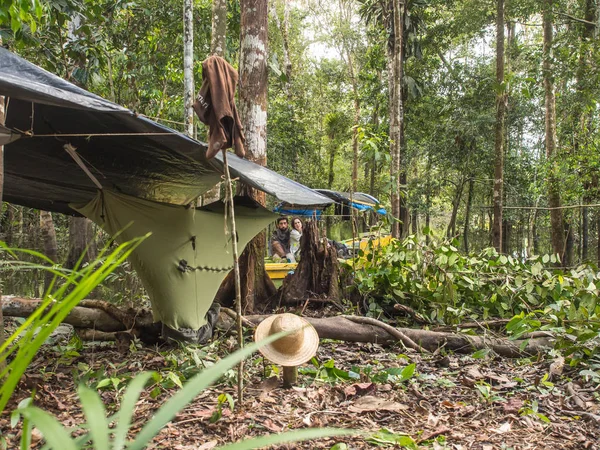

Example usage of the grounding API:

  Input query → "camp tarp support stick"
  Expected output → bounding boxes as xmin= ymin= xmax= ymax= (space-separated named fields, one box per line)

xmin=221 ymin=148 xmax=244 ymax=405
xmin=63 ymin=143 xmax=103 ymax=190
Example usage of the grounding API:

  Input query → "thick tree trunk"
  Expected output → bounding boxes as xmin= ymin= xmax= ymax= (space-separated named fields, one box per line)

xmin=2 ymin=298 xmax=551 ymax=358
xmin=492 ymin=0 xmax=506 ymax=253
xmin=543 ymin=0 xmax=565 ymax=261
xmin=211 ymin=0 xmax=227 ymax=57
xmin=238 ymin=0 xmax=272 ymax=313
xmin=39 ymin=211 xmax=58 ymax=293
xmin=202 ymin=0 xmax=228 ymax=205
xmin=183 ymin=0 xmax=194 ymax=137
xmin=66 ymin=217 xmax=96 ymax=269
xmin=389 ymin=0 xmax=404 ymax=239
xmin=280 ymin=220 xmax=340 ymax=305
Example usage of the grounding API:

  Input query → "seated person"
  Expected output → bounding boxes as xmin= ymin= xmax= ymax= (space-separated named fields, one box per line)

xmin=290 ymin=217 xmax=303 ymax=260
xmin=271 ymin=217 xmax=291 ymax=260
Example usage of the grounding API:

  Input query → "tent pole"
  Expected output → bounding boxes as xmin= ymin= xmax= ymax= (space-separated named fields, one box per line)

xmin=221 ymin=148 xmax=244 ymax=404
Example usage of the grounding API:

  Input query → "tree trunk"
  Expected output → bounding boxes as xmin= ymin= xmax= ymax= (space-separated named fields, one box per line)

xmin=0 ymin=91 xmax=5 ymax=372
xmin=280 ymin=220 xmax=340 ymax=305
xmin=463 ymin=177 xmax=474 ymax=253
xmin=211 ymin=0 xmax=227 ymax=57
xmin=183 ymin=0 xmax=195 ymax=137
xmin=543 ymin=0 xmax=565 ymax=261
xmin=238 ymin=0 xmax=273 ymax=313
xmin=446 ymin=179 xmax=465 ymax=239
xmin=492 ymin=0 xmax=506 ymax=253
xmin=66 ymin=217 xmax=97 ymax=269
xmin=39 ymin=211 xmax=58 ymax=294
xmin=582 ymin=205 xmax=589 ymax=261
xmin=202 ymin=0 xmax=228 ymax=205
xmin=389 ymin=0 xmax=404 ymax=239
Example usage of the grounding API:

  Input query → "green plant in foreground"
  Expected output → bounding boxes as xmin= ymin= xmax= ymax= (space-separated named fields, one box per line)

xmin=13 ymin=331 xmax=353 ymax=449
xmin=0 ymin=236 xmax=148 ymax=413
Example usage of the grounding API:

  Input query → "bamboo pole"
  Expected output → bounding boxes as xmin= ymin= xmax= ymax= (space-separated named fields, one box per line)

xmin=221 ymin=149 xmax=244 ymax=404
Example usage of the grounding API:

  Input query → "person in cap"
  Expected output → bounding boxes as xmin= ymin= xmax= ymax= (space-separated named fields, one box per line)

xmin=254 ymin=313 xmax=319 ymax=368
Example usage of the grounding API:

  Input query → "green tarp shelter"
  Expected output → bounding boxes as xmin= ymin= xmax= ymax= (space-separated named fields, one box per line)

xmin=0 ymin=48 xmax=333 ymax=337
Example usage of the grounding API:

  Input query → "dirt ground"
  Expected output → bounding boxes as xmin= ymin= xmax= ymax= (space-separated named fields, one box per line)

xmin=1 ymin=318 xmax=599 ymax=450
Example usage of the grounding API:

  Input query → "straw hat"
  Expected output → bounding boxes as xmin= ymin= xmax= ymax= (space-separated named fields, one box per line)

xmin=254 ymin=313 xmax=319 ymax=367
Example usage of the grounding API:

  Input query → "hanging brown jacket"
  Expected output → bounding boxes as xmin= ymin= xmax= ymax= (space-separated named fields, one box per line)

xmin=193 ymin=55 xmax=245 ymax=159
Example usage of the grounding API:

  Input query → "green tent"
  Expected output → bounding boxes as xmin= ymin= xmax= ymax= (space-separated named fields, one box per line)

xmin=73 ymin=190 xmax=276 ymax=334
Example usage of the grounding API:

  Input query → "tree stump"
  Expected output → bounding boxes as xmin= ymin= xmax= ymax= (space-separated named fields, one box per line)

xmin=280 ymin=220 xmax=340 ymax=305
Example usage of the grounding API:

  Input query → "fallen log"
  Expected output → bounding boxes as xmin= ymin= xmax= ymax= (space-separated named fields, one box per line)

xmin=218 ymin=311 xmax=552 ymax=358
xmin=3 ymin=296 xmax=552 ymax=357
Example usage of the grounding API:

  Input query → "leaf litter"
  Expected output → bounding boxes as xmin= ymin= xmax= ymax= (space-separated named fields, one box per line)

xmin=1 ymin=322 xmax=599 ymax=449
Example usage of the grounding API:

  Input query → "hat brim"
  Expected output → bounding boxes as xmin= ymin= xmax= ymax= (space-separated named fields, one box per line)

xmin=254 ymin=315 xmax=320 ymax=367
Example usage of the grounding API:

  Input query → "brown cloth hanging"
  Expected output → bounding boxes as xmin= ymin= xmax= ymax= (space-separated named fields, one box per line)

xmin=193 ymin=55 xmax=246 ymax=160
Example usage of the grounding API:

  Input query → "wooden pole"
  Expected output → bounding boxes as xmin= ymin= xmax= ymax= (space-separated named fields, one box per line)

xmin=222 ymin=149 xmax=244 ymax=404
xmin=282 ymin=366 xmax=297 ymax=388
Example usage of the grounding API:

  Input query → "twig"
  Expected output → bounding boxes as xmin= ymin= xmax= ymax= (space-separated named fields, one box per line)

xmin=221 ymin=307 xmax=254 ymax=328
xmin=222 ymin=148 xmax=244 ymax=405
xmin=341 ymin=315 xmax=430 ymax=353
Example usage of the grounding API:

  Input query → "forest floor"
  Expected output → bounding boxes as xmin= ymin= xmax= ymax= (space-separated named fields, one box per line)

xmin=1 ymin=314 xmax=600 ymax=450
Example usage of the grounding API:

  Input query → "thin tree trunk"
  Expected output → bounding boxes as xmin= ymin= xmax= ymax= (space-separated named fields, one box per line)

xmin=66 ymin=217 xmax=97 ymax=269
xmin=463 ymin=177 xmax=474 ymax=253
xmin=39 ymin=211 xmax=58 ymax=294
xmin=389 ymin=0 xmax=404 ymax=239
xmin=183 ymin=0 xmax=195 ymax=137
xmin=238 ymin=0 xmax=274 ymax=313
xmin=582 ymin=205 xmax=589 ymax=261
xmin=543 ymin=0 xmax=565 ymax=261
xmin=425 ymin=155 xmax=431 ymax=245
xmin=202 ymin=0 xmax=228 ymax=205
xmin=447 ymin=179 xmax=465 ymax=239
xmin=0 ymin=92 xmax=5 ymax=372
xmin=492 ymin=0 xmax=505 ymax=253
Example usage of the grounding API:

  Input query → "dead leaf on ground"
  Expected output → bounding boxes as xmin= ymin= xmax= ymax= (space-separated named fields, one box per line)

xmin=503 ymin=397 xmax=524 ymax=414
xmin=492 ymin=422 xmax=512 ymax=434
xmin=343 ymin=382 xmax=375 ymax=397
xmin=197 ymin=442 xmax=218 ymax=450
xmin=348 ymin=395 xmax=409 ymax=413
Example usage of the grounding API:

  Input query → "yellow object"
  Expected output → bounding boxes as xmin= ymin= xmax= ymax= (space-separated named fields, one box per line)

xmin=265 ymin=262 xmax=297 ymax=280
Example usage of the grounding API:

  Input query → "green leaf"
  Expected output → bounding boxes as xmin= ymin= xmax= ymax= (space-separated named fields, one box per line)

xmin=217 ymin=428 xmax=355 ymax=450
xmin=471 ymin=348 xmax=490 ymax=359
xmin=78 ymin=385 xmax=110 ymax=450
xmin=17 ymin=407 xmax=78 ymax=450
xmin=113 ymin=372 xmax=155 ymax=450
xmin=399 ymin=363 xmax=416 ymax=381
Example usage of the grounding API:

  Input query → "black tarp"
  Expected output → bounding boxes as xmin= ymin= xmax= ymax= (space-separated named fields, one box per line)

xmin=0 ymin=48 xmax=332 ymax=214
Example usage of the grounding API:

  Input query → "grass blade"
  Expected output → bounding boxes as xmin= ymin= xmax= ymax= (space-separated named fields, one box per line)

xmin=78 ymin=385 xmax=110 ymax=450
xmin=128 ymin=331 xmax=289 ymax=450
xmin=216 ymin=428 xmax=356 ymax=450
xmin=112 ymin=372 xmax=155 ymax=450
xmin=18 ymin=407 xmax=78 ymax=450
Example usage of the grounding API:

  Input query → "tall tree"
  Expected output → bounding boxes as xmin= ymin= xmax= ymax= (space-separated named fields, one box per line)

xmin=39 ymin=211 xmax=58 ymax=294
xmin=0 ymin=90 xmax=5 ymax=371
xmin=237 ymin=0 xmax=275 ymax=313
xmin=211 ymin=0 xmax=227 ymax=57
xmin=202 ymin=0 xmax=228 ymax=205
xmin=183 ymin=0 xmax=195 ymax=137
xmin=66 ymin=217 xmax=97 ymax=269
xmin=543 ymin=0 xmax=565 ymax=261
xmin=389 ymin=0 xmax=404 ymax=238
xmin=492 ymin=0 xmax=505 ymax=252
